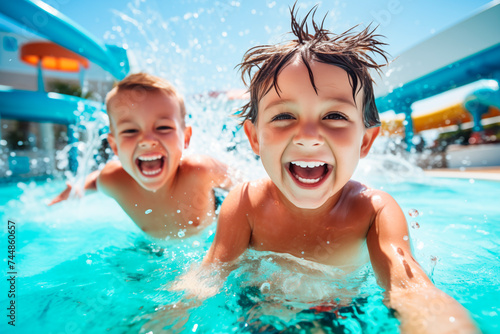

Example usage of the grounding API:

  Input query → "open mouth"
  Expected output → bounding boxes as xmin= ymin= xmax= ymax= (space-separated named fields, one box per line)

xmin=136 ymin=154 xmax=165 ymax=177
xmin=287 ymin=161 xmax=332 ymax=187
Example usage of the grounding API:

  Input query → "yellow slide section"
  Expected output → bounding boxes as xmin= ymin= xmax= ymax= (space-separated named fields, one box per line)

xmin=381 ymin=104 xmax=500 ymax=136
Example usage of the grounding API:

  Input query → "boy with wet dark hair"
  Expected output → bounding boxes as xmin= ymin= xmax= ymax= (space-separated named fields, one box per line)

xmin=203 ymin=6 xmax=477 ymax=333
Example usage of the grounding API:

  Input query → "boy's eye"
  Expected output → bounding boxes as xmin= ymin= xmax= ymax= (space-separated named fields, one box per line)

xmin=271 ymin=113 xmax=295 ymax=122
xmin=323 ymin=112 xmax=348 ymax=121
xmin=121 ymin=129 xmax=138 ymax=135
xmin=157 ymin=126 xmax=173 ymax=131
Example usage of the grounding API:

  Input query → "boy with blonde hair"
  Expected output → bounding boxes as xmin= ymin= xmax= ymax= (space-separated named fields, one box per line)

xmin=50 ymin=73 xmax=231 ymax=239
xmin=203 ymin=6 xmax=478 ymax=333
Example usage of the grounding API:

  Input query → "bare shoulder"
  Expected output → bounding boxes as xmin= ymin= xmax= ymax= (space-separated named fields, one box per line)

xmin=221 ymin=178 xmax=270 ymax=211
xmin=99 ymin=160 xmax=125 ymax=180
xmin=343 ymin=180 xmax=398 ymax=212
xmin=97 ymin=160 xmax=131 ymax=195
xmin=245 ymin=178 xmax=276 ymax=205
xmin=180 ymin=154 xmax=231 ymax=188
xmin=180 ymin=154 xmax=219 ymax=171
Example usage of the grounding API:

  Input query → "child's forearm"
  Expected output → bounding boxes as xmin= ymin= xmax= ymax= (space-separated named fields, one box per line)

xmin=48 ymin=170 xmax=101 ymax=206
xmin=388 ymin=287 xmax=479 ymax=334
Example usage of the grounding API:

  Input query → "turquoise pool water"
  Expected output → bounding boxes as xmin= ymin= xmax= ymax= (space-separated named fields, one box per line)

xmin=0 ymin=166 xmax=499 ymax=333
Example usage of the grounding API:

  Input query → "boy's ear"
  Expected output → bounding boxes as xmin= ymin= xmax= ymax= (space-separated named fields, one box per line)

xmin=107 ymin=132 xmax=118 ymax=155
xmin=360 ymin=126 xmax=380 ymax=158
xmin=183 ymin=125 xmax=192 ymax=149
xmin=243 ymin=120 xmax=260 ymax=155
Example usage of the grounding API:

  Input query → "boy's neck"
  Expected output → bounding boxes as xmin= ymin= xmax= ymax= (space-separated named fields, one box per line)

xmin=270 ymin=181 xmax=346 ymax=219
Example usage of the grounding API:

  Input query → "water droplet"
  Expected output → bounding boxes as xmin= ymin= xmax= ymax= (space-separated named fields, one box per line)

xmin=301 ymin=251 xmax=305 ymax=254
xmin=260 ymin=282 xmax=271 ymax=294
xmin=408 ymin=209 xmax=419 ymax=217
xmin=188 ymin=220 xmax=193 ymax=225
xmin=178 ymin=230 xmax=186 ymax=238
xmin=449 ymin=316 xmax=455 ymax=323
xmin=192 ymin=240 xmax=200 ymax=247
xmin=403 ymin=235 xmax=409 ymax=241
xmin=86 ymin=259 xmax=92 ymax=265
xmin=177 ymin=209 xmax=181 ymax=213
xmin=145 ymin=209 xmax=152 ymax=215
xmin=411 ymin=221 xmax=420 ymax=229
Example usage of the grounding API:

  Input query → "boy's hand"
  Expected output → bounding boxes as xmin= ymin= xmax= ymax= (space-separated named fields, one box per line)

xmin=48 ymin=182 xmax=77 ymax=206
xmin=48 ymin=170 xmax=100 ymax=206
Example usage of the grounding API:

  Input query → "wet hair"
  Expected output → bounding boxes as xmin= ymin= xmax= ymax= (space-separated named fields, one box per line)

xmin=237 ymin=4 xmax=388 ymax=128
xmin=105 ymin=72 xmax=186 ymax=127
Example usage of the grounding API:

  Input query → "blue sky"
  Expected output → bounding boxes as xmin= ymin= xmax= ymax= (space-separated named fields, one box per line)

xmin=9 ymin=0 xmax=497 ymax=95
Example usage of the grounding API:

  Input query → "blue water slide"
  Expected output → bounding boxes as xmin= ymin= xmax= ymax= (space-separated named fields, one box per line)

xmin=375 ymin=43 xmax=500 ymax=113
xmin=0 ymin=0 xmax=129 ymax=80
xmin=0 ymin=86 xmax=105 ymax=125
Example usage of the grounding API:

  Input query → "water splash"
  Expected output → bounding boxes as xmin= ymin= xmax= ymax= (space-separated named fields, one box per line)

xmin=54 ymin=109 xmax=110 ymax=199
xmin=409 ymin=208 xmax=419 ymax=217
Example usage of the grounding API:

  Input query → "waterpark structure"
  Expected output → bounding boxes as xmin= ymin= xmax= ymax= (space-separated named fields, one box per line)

xmin=375 ymin=1 xmax=500 ymax=167
xmin=0 ymin=0 xmax=129 ymax=179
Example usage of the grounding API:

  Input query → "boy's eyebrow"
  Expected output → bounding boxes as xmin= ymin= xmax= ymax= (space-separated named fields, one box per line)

xmin=261 ymin=99 xmax=293 ymax=111
xmin=323 ymin=96 xmax=357 ymax=108
xmin=115 ymin=118 xmax=135 ymax=126
xmin=262 ymin=96 xmax=356 ymax=111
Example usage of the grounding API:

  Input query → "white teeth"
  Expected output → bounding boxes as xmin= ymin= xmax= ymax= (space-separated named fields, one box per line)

xmin=142 ymin=168 xmax=162 ymax=176
xmin=291 ymin=161 xmax=326 ymax=168
xmin=138 ymin=155 xmax=162 ymax=161
xmin=296 ymin=175 xmax=322 ymax=184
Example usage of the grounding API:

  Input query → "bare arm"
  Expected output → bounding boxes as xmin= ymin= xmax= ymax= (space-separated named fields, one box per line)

xmin=367 ymin=193 xmax=479 ymax=334
xmin=48 ymin=170 xmax=100 ymax=206
xmin=203 ymin=182 xmax=252 ymax=264
xmin=157 ymin=184 xmax=254 ymax=331
xmin=172 ymin=183 xmax=252 ymax=300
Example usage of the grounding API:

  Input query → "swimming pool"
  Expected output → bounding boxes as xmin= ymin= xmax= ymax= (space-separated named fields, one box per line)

xmin=1 ymin=0 xmax=499 ymax=332
xmin=1 ymin=150 xmax=498 ymax=333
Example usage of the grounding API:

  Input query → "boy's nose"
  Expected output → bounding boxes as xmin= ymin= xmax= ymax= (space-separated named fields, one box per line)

xmin=139 ymin=136 xmax=158 ymax=148
xmin=293 ymin=123 xmax=324 ymax=147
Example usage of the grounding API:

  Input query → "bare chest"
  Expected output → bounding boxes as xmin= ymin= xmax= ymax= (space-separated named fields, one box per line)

xmin=249 ymin=208 xmax=371 ymax=267
xmin=117 ymin=187 xmax=216 ymax=238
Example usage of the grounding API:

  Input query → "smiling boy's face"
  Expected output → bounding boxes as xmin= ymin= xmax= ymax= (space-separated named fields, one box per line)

xmin=107 ymin=89 xmax=192 ymax=192
xmin=244 ymin=59 xmax=379 ymax=209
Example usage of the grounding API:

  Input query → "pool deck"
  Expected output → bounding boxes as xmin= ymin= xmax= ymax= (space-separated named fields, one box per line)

xmin=424 ymin=167 xmax=500 ymax=181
